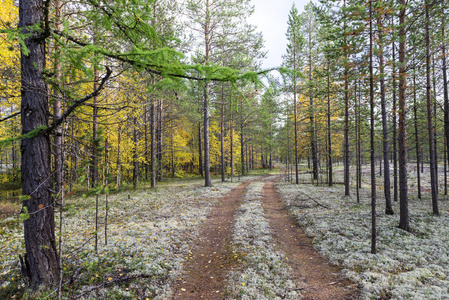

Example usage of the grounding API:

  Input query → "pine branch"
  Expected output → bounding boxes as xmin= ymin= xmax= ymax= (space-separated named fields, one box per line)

xmin=47 ymin=66 xmax=112 ymax=134
xmin=51 ymin=29 xmax=272 ymax=83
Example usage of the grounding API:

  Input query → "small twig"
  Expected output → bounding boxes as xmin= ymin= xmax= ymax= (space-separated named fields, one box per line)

xmin=73 ymin=273 xmax=152 ymax=299
xmin=295 ymin=193 xmax=330 ymax=209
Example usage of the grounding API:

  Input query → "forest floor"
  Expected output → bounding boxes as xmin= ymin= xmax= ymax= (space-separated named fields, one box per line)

xmin=1 ymin=165 xmax=449 ymax=299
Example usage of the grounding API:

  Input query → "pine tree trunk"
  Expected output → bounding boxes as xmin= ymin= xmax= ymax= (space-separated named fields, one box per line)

xmin=294 ymin=40 xmax=299 ymax=184
xmin=398 ymin=0 xmax=410 ymax=231
xmin=442 ymin=4 xmax=449 ymax=197
xmin=413 ymin=65 xmax=422 ymax=199
xmin=425 ymin=3 xmax=439 ymax=215
xmin=53 ymin=0 xmax=63 ymax=196
xmin=327 ymin=57 xmax=333 ymax=186
xmin=151 ymin=98 xmax=156 ymax=188
xmin=221 ymin=84 xmax=225 ymax=182
xmin=369 ymin=1 xmax=376 ymax=254
xmin=378 ymin=16 xmax=394 ymax=215
xmin=144 ymin=103 xmax=149 ymax=181
xmin=392 ymin=17 xmax=398 ymax=202
xmin=343 ymin=0 xmax=350 ymax=196
xmin=355 ymin=78 xmax=360 ymax=203
xmin=230 ymin=113 xmax=234 ymax=181
xmin=157 ymin=98 xmax=163 ymax=182
xmin=116 ymin=125 xmax=122 ymax=188
xmin=133 ymin=117 xmax=139 ymax=189
xmin=20 ymin=0 xmax=59 ymax=286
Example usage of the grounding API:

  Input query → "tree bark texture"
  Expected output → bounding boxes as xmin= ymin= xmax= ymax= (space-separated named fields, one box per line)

xmin=398 ymin=1 xmax=410 ymax=231
xmin=20 ymin=0 xmax=59 ymax=287
xmin=425 ymin=3 xmax=439 ymax=215
xmin=378 ymin=17 xmax=394 ymax=215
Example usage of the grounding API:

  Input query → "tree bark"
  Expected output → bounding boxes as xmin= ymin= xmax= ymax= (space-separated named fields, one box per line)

xmin=442 ymin=3 xmax=449 ymax=198
xmin=369 ymin=0 xmax=376 ymax=254
xmin=398 ymin=0 xmax=410 ymax=231
xmin=392 ymin=17 xmax=398 ymax=202
xmin=378 ymin=16 xmax=394 ymax=215
xmin=133 ymin=117 xmax=139 ymax=189
xmin=413 ymin=63 xmax=422 ymax=199
xmin=221 ymin=84 xmax=225 ymax=182
xmin=425 ymin=2 xmax=439 ymax=215
xmin=20 ymin=0 xmax=59 ymax=287
xmin=151 ymin=97 xmax=156 ymax=188
xmin=343 ymin=0 xmax=350 ymax=196
xmin=327 ymin=56 xmax=333 ymax=186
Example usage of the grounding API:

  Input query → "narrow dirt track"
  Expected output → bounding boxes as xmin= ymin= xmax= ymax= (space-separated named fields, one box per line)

xmin=172 ymin=179 xmax=253 ymax=299
xmin=172 ymin=174 xmax=359 ymax=299
xmin=261 ymin=178 xmax=359 ymax=300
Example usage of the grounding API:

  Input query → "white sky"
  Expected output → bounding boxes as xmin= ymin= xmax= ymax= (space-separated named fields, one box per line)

xmin=248 ymin=0 xmax=315 ymax=70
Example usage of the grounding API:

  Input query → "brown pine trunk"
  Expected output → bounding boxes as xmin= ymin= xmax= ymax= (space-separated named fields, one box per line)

xmin=392 ymin=17 xmax=398 ymax=202
xmin=443 ymin=7 xmax=449 ymax=195
xmin=343 ymin=0 xmax=350 ymax=196
xmin=413 ymin=62 xmax=422 ymax=199
xmin=133 ymin=117 xmax=139 ymax=189
xmin=116 ymin=125 xmax=122 ymax=188
xmin=327 ymin=56 xmax=333 ymax=186
xmin=398 ymin=0 xmax=410 ymax=231
xmin=221 ymin=84 xmax=225 ymax=182
xmin=378 ymin=16 xmax=394 ymax=215
xmin=151 ymin=98 xmax=156 ymax=188
xmin=157 ymin=98 xmax=163 ymax=182
xmin=144 ymin=103 xmax=149 ymax=181
xmin=369 ymin=0 xmax=376 ymax=254
xmin=425 ymin=2 xmax=439 ymax=215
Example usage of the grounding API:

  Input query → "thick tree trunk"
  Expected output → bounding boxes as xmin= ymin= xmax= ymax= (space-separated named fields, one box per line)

xmin=20 ymin=0 xmax=59 ymax=287
xmin=398 ymin=1 xmax=410 ymax=231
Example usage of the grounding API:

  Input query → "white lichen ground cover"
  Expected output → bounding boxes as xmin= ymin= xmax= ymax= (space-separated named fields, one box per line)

xmin=0 ymin=177 xmax=256 ymax=299
xmin=277 ymin=181 xmax=449 ymax=299
xmin=226 ymin=180 xmax=301 ymax=299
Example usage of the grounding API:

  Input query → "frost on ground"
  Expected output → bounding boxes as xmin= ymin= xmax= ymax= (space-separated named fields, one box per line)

xmin=277 ymin=181 xmax=449 ymax=299
xmin=226 ymin=181 xmax=301 ymax=300
xmin=0 ymin=177 xmax=243 ymax=299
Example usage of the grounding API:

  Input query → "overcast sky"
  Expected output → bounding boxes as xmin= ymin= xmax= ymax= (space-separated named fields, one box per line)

xmin=248 ymin=0 xmax=314 ymax=70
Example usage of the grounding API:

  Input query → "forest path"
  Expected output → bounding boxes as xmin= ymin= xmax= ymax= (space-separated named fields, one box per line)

xmin=172 ymin=177 xmax=259 ymax=299
xmin=261 ymin=178 xmax=358 ymax=299
xmin=172 ymin=174 xmax=358 ymax=299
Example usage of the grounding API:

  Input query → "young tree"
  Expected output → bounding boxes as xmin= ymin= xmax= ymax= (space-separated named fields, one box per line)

xmin=283 ymin=3 xmax=303 ymax=184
